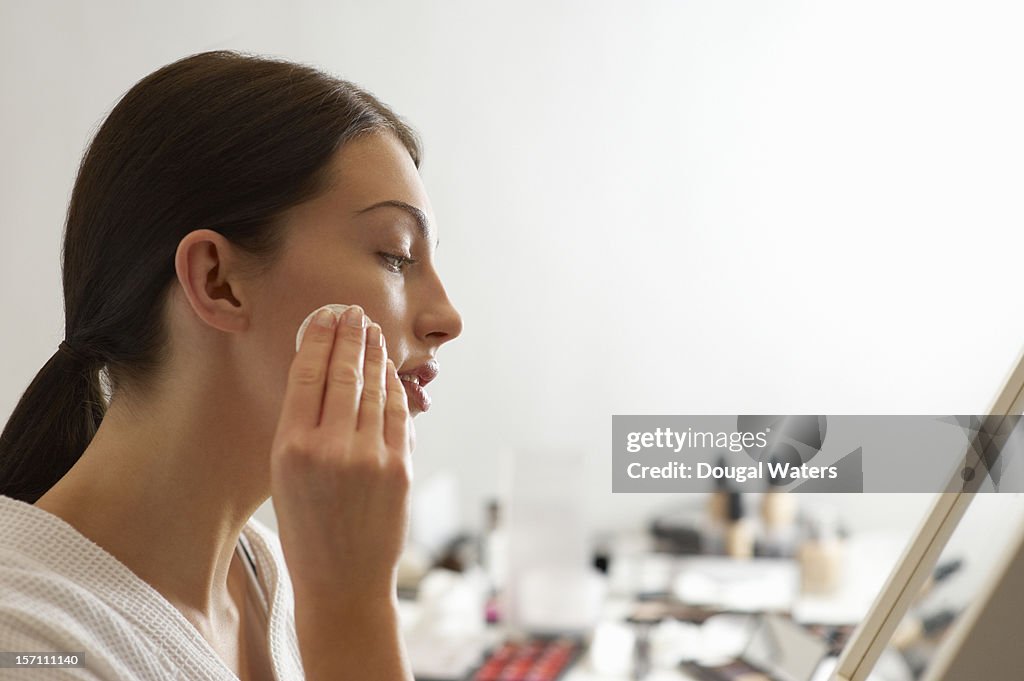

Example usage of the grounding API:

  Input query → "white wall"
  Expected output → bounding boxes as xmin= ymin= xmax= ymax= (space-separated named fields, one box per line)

xmin=3 ymin=1 xmax=1024 ymax=541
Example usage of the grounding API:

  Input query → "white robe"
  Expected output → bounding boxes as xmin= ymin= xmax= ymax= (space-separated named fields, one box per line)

xmin=0 ymin=494 xmax=304 ymax=680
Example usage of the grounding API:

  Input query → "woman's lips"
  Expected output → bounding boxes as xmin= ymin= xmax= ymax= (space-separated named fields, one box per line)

xmin=401 ymin=378 xmax=431 ymax=413
xmin=398 ymin=359 xmax=438 ymax=414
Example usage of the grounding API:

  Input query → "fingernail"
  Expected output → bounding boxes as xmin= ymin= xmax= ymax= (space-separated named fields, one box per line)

xmin=367 ymin=324 xmax=383 ymax=347
xmin=314 ymin=308 xmax=337 ymax=328
xmin=344 ymin=306 xmax=366 ymax=328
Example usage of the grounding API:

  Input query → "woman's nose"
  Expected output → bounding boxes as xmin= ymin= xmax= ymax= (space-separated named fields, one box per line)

xmin=416 ymin=276 xmax=463 ymax=347
xmin=423 ymin=295 xmax=463 ymax=346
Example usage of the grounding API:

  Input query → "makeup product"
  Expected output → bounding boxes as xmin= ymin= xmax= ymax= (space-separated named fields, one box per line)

xmin=704 ymin=456 xmax=731 ymax=555
xmin=295 ymin=303 xmax=352 ymax=351
xmin=469 ymin=637 xmax=581 ymax=681
xmin=760 ymin=490 xmax=796 ymax=532
xmin=707 ymin=477 xmax=729 ymax=526
xmin=626 ymin=600 xmax=718 ymax=626
xmin=724 ymin=493 xmax=753 ymax=560
xmin=759 ymin=469 xmax=798 ymax=558
xmin=797 ymin=514 xmax=844 ymax=596
xmin=482 ymin=499 xmax=508 ymax=624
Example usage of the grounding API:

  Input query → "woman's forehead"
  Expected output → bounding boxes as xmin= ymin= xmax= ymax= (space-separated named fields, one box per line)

xmin=285 ymin=131 xmax=436 ymax=238
xmin=326 ymin=132 xmax=429 ymax=206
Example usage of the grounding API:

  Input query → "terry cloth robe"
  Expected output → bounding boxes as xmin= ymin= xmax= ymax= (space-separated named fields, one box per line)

xmin=0 ymin=494 xmax=305 ymax=680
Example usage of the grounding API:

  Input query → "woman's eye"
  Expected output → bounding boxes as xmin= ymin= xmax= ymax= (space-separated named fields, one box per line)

xmin=379 ymin=252 xmax=416 ymax=273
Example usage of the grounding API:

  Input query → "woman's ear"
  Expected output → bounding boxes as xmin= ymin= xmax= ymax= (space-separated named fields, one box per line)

xmin=173 ymin=229 xmax=251 ymax=334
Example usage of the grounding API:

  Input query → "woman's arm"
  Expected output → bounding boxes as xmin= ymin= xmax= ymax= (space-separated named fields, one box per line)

xmin=270 ymin=305 xmax=414 ymax=680
xmin=294 ymin=593 xmax=410 ymax=681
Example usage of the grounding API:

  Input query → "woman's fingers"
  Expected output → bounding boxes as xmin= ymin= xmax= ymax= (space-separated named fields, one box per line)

xmin=281 ymin=304 xmax=400 ymax=445
xmin=271 ymin=306 xmax=415 ymax=620
xmin=384 ymin=358 xmax=410 ymax=452
xmin=319 ymin=305 xmax=368 ymax=432
xmin=357 ymin=323 xmax=388 ymax=437
xmin=278 ymin=308 xmax=340 ymax=432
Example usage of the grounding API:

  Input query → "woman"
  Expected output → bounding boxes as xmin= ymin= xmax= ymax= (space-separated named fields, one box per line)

xmin=0 ymin=50 xmax=462 ymax=680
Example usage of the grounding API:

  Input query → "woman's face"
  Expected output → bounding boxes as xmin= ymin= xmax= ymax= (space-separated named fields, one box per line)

xmin=248 ymin=131 xmax=462 ymax=421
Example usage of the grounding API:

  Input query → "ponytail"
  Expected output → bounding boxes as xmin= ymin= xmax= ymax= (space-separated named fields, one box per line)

xmin=0 ymin=347 xmax=106 ymax=502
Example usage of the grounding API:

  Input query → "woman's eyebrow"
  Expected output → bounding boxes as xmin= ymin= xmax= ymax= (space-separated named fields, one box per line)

xmin=354 ymin=200 xmax=439 ymax=249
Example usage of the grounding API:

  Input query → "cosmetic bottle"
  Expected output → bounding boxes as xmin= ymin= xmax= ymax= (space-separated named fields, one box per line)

xmin=760 ymin=476 xmax=798 ymax=558
xmin=798 ymin=511 xmax=844 ymax=595
xmin=703 ymin=456 xmax=730 ymax=555
xmin=481 ymin=499 xmax=508 ymax=623
xmin=724 ymin=492 xmax=754 ymax=559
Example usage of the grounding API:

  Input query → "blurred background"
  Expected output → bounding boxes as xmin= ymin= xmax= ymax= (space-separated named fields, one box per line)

xmin=3 ymin=2 xmax=1024 ymax=679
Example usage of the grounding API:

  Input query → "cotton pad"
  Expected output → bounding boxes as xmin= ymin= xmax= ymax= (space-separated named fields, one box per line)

xmin=295 ymin=304 xmax=353 ymax=352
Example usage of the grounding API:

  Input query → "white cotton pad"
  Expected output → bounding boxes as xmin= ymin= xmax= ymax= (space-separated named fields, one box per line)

xmin=295 ymin=304 xmax=353 ymax=352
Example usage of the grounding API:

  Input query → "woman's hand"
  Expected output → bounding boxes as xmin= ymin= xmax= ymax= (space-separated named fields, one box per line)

xmin=269 ymin=305 xmax=414 ymax=680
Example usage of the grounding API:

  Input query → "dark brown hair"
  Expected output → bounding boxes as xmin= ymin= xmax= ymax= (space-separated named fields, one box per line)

xmin=0 ymin=50 xmax=422 ymax=502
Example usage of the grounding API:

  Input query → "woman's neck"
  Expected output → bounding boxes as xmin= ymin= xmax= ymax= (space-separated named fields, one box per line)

xmin=33 ymin=384 xmax=270 ymax=622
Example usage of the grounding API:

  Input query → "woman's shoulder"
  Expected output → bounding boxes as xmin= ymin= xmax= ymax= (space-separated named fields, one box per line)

xmin=0 ymin=498 xmax=174 ymax=679
xmin=0 ymin=493 xmax=130 ymax=625
xmin=0 ymin=493 xmax=65 ymax=575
